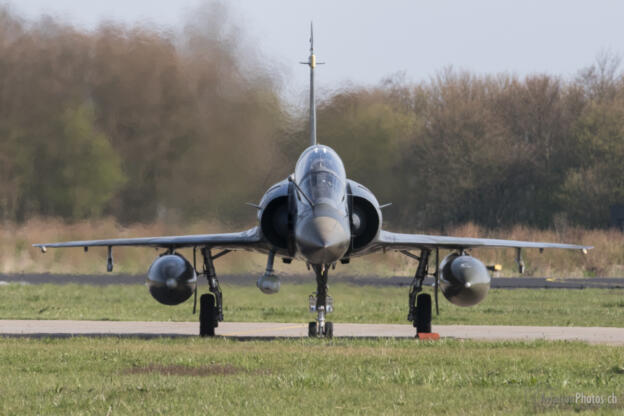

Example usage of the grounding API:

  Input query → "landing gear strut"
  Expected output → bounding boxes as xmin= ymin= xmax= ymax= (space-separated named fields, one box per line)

xmin=308 ymin=264 xmax=333 ymax=338
xmin=403 ymin=248 xmax=438 ymax=338
xmin=198 ymin=247 xmax=225 ymax=337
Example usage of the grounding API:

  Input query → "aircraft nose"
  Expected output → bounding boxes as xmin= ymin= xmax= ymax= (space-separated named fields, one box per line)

xmin=296 ymin=213 xmax=350 ymax=265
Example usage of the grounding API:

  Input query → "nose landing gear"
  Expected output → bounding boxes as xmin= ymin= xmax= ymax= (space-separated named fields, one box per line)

xmin=308 ymin=264 xmax=334 ymax=338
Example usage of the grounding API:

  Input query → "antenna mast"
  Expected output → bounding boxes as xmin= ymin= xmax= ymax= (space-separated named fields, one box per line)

xmin=300 ymin=22 xmax=323 ymax=146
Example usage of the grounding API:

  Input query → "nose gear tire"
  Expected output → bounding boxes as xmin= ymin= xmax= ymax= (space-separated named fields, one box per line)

xmin=324 ymin=321 xmax=333 ymax=338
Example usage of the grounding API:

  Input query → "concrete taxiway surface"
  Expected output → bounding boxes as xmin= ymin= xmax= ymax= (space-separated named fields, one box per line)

xmin=1 ymin=320 xmax=623 ymax=345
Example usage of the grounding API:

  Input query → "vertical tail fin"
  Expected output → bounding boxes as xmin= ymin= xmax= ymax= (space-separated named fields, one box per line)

xmin=300 ymin=22 xmax=323 ymax=146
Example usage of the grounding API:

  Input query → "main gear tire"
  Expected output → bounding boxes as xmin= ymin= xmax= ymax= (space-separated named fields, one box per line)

xmin=415 ymin=293 xmax=432 ymax=334
xmin=200 ymin=294 xmax=218 ymax=337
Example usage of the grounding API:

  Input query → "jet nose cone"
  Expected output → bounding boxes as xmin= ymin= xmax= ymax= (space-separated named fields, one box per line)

xmin=296 ymin=214 xmax=350 ymax=264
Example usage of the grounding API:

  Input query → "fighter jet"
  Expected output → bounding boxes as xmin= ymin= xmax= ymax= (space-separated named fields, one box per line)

xmin=34 ymin=26 xmax=592 ymax=338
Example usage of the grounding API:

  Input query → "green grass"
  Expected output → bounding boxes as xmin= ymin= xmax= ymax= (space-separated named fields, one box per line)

xmin=0 ymin=337 xmax=622 ymax=415
xmin=1 ymin=283 xmax=623 ymax=414
xmin=1 ymin=283 xmax=623 ymax=327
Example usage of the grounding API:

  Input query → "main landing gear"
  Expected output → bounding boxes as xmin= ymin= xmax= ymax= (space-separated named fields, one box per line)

xmin=308 ymin=264 xmax=334 ymax=338
xmin=196 ymin=247 xmax=226 ymax=337
xmin=403 ymin=248 xmax=440 ymax=339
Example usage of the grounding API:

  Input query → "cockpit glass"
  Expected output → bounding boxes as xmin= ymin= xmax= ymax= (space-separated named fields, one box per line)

xmin=301 ymin=171 xmax=343 ymax=201
xmin=295 ymin=146 xmax=346 ymax=204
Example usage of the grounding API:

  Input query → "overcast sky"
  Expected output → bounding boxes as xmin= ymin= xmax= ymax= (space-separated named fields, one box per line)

xmin=8 ymin=0 xmax=624 ymax=103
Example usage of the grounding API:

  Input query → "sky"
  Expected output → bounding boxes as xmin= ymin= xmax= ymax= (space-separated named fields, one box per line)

xmin=7 ymin=0 xmax=624 ymax=103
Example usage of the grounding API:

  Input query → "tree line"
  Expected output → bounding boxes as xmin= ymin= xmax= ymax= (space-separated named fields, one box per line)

xmin=0 ymin=5 xmax=622 ymax=230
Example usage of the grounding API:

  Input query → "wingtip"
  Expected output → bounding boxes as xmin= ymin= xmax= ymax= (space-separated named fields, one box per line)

xmin=32 ymin=244 xmax=47 ymax=253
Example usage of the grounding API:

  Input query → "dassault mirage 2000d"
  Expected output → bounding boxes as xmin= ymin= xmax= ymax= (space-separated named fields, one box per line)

xmin=34 ymin=27 xmax=592 ymax=338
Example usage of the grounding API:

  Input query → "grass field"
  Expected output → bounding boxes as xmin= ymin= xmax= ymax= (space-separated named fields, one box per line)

xmin=2 ymin=282 xmax=623 ymax=414
xmin=0 ymin=337 xmax=622 ymax=415
xmin=1 ymin=283 xmax=623 ymax=327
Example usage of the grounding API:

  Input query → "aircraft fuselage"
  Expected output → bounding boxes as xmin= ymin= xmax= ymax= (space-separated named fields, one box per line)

xmin=293 ymin=145 xmax=351 ymax=264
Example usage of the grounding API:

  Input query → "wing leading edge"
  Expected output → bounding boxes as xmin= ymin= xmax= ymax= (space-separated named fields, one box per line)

xmin=375 ymin=230 xmax=592 ymax=252
xmin=33 ymin=226 xmax=266 ymax=252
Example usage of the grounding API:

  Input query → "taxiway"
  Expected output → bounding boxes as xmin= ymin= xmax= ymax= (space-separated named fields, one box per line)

xmin=1 ymin=320 xmax=622 ymax=345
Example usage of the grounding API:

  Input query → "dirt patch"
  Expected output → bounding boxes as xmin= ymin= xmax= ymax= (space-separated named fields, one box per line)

xmin=125 ymin=363 xmax=242 ymax=376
